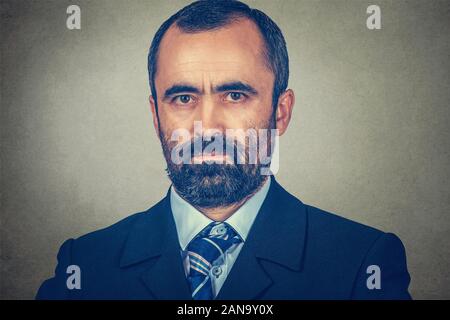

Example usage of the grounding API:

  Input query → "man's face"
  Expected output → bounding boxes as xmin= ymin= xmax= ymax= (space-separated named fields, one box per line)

xmin=151 ymin=18 xmax=280 ymax=208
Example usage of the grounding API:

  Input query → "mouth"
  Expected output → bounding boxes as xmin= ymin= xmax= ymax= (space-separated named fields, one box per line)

xmin=191 ymin=151 xmax=233 ymax=164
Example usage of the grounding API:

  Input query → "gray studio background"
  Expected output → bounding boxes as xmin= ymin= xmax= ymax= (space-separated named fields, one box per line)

xmin=1 ymin=0 xmax=449 ymax=299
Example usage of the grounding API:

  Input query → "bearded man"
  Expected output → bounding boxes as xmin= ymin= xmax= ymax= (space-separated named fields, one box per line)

xmin=36 ymin=0 xmax=411 ymax=300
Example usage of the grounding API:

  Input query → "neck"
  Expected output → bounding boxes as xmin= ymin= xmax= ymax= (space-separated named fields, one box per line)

xmin=194 ymin=198 xmax=248 ymax=221
xmin=192 ymin=176 xmax=268 ymax=221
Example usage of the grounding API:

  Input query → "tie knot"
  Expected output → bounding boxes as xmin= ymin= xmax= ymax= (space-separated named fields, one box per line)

xmin=200 ymin=221 xmax=240 ymax=241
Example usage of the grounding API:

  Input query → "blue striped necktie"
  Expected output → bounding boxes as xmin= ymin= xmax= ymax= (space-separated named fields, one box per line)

xmin=186 ymin=221 xmax=242 ymax=300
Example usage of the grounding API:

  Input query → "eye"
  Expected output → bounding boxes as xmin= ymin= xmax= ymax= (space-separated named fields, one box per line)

xmin=173 ymin=95 xmax=193 ymax=105
xmin=225 ymin=92 xmax=246 ymax=102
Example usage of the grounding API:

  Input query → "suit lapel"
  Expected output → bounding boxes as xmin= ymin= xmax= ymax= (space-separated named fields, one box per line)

xmin=216 ymin=177 xmax=308 ymax=300
xmin=119 ymin=194 xmax=192 ymax=299
xmin=214 ymin=239 xmax=273 ymax=300
xmin=139 ymin=227 xmax=192 ymax=299
xmin=119 ymin=177 xmax=308 ymax=300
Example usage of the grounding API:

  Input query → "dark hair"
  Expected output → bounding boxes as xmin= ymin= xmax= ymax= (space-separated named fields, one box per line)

xmin=147 ymin=0 xmax=289 ymax=112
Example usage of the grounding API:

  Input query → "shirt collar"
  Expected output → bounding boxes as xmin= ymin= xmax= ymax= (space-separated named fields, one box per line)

xmin=170 ymin=177 xmax=271 ymax=250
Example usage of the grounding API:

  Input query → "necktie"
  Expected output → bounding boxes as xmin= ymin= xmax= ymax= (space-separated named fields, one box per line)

xmin=186 ymin=221 xmax=242 ymax=300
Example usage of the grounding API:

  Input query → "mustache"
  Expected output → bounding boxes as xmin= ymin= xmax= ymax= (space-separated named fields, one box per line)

xmin=171 ymin=133 xmax=249 ymax=163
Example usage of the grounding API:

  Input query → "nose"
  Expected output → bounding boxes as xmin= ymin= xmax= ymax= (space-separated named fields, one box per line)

xmin=196 ymin=95 xmax=225 ymax=132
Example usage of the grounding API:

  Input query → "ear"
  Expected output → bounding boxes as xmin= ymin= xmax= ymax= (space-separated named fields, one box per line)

xmin=149 ymin=95 xmax=160 ymax=138
xmin=275 ymin=89 xmax=295 ymax=136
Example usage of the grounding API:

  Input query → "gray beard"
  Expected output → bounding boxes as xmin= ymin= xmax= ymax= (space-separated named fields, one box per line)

xmin=165 ymin=162 xmax=267 ymax=208
xmin=158 ymin=116 xmax=275 ymax=208
xmin=160 ymin=135 xmax=268 ymax=209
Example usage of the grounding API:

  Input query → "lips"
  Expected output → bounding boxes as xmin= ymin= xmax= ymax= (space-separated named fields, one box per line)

xmin=192 ymin=151 xmax=233 ymax=164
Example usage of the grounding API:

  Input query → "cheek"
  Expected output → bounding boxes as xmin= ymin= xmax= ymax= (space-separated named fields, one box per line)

xmin=158 ymin=104 xmax=192 ymax=129
xmin=225 ymin=99 xmax=273 ymax=128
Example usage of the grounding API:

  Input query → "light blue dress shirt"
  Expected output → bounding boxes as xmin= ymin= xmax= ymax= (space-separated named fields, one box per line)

xmin=170 ymin=177 xmax=271 ymax=298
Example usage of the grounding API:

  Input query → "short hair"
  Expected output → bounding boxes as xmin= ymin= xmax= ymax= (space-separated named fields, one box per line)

xmin=148 ymin=0 xmax=289 ymax=113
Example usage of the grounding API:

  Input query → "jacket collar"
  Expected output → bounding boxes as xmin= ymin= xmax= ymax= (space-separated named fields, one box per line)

xmin=119 ymin=192 xmax=192 ymax=299
xmin=119 ymin=194 xmax=171 ymax=268
xmin=119 ymin=177 xmax=308 ymax=299
xmin=215 ymin=177 xmax=307 ymax=299
xmin=250 ymin=177 xmax=307 ymax=271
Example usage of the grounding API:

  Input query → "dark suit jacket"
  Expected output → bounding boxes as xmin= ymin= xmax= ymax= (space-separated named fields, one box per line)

xmin=36 ymin=178 xmax=411 ymax=299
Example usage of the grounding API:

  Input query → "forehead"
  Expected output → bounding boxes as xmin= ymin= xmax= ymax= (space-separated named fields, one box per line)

xmin=155 ymin=18 xmax=272 ymax=88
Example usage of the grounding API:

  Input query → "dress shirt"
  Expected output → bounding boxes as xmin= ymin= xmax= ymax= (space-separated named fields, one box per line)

xmin=170 ymin=177 xmax=271 ymax=297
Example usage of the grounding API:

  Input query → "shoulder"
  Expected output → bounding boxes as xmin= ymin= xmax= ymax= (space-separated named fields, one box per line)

xmin=275 ymin=181 xmax=384 ymax=244
xmin=35 ymin=198 xmax=169 ymax=299
xmin=281 ymin=188 xmax=411 ymax=297
xmin=275 ymin=182 xmax=395 ymax=264
xmin=67 ymin=197 xmax=167 ymax=260
xmin=72 ymin=211 xmax=143 ymax=250
xmin=305 ymin=204 xmax=384 ymax=245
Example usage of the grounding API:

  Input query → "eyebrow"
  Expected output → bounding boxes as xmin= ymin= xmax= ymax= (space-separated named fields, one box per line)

xmin=214 ymin=81 xmax=258 ymax=95
xmin=163 ymin=84 xmax=200 ymax=100
xmin=162 ymin=81 xmax=259 ymax=101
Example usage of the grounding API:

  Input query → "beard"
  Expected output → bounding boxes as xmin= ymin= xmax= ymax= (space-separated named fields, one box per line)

xmin=159 ymin=118 xmax=275 ymax=209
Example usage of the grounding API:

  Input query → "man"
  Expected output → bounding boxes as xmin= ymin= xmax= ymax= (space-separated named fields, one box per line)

xmin=36 ymin=0 xmax=411 ymax=300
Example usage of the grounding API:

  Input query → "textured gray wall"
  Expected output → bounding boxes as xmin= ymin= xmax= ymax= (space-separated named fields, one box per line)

xmin=1 ymin=0 xmax=449 ymax=299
